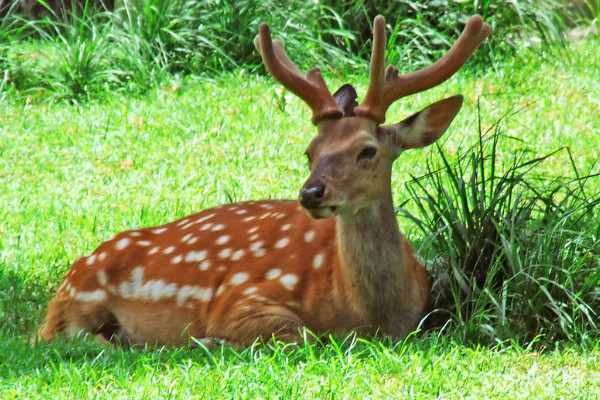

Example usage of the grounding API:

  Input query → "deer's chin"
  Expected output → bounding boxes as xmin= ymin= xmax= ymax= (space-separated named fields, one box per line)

xmin=304 ymin=206 xmax=337 ymax=219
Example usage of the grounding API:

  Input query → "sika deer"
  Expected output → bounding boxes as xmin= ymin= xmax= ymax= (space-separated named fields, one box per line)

xmin=37 ymin=15 xmax=490 ymax=346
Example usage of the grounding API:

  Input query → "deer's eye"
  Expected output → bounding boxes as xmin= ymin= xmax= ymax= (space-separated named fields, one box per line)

xmin=357 ymin=146 xmax=377 ymax=162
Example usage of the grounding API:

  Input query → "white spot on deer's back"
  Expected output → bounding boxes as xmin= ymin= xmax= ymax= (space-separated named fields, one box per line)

xmin=139 ymin=279 xmax=177 ymax=301
xmin=197 ymin=213 xmax=216 ymax=223
xmin=211 ymin=224 xmax=225 ymax=232
xmin=176 ymin=219 xmax=190 ymax=226
xmin=281 ymin=224 xmax=291 ymax=231
xmin=250 ymin=241 xmax=264 ymax=252
xmin=304 ymin=230 xmax=316 ymax=243
xmin=98 ymin=252 xmax=107 ymax=261
xmin=129 ymin=231 xmax=142 ymax=237
xmin=313 ymin=253 xmax=325 ymax=269
xmin=215 ymin=285 xmax=226 ymax=296
xmin=200 ymin=223 xmax=213 ymax=231
xmin=216 ymin=235 xmax=230 ymax=245
xmin=149 ymin=246 xmax=160 ymax=255
xmin=131 ymin=267 xmax=144 ymax=292
xmin=280 ymin=274 xmax=299 ymax=291
xmin=266 ymin=268 xmax=281 ymax=280
xmin=236 ymin=209 xmax=248 ymax=215
xmin=97 ymin=270 xmax=108 ymax=286
xmin=185 ymin=250 xmax=207 ymax=263
xmin=181 ymin=233 xmax=193 ymax=243
xmin=137 ymin=240 xmax=152 ymax=247
xmin=199 ymin=260 xmax=211 ymax=271
xmin=115 ymin=238 xmax=131 ymax=250
xmin=177 ymin=286 xmax=212 ymax=305
xmin=187 ymin=237 xmax=199 ymax=244
xmin=248 ymin=226 xmax=259 ymax=234
xmin=152 ymin=227 xmax=167 ymax=234
xmin=219 ymin=248 xmax=232 ymax=259
xmin=171 ymin=255 xmax=183 ymax=264
xmin=243 ymin=216 xmax=256 ymax=222
xmin=230 ymin=272 xmax=249 ymax=286
xmin=243 ymin=286 xmax=258 ymax=295
xmin=274 ymin=237 xmax=290 ymax=249
xmin=75 ymin=289 xmax=107 ymax=302
xmin=231 ymin=249 xmax=245 ymax=261
xmin=86 ymin=254 xmax=97 ymax=266
xmin=163 ymin=246 xmax=176 ymax=254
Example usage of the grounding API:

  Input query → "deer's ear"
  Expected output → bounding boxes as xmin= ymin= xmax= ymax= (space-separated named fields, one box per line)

xmin=379 ymin=95 xmax=463 ymax=153
xmin=332 ymin=84 xmax=358 ymax=117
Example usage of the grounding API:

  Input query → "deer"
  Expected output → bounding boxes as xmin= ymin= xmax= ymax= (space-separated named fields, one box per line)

xmin=36 ymin=15 xmax=490 ymax=347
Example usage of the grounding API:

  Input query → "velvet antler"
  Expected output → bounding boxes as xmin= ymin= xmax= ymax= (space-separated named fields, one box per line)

xmin=354 ymin=15 xmax=490 ymax=124
xmin=255 ymin=24 xmax=343 ymax=125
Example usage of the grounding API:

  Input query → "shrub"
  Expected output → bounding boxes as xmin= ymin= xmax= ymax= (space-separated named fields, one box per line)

xmin=399 ymin=107 xmax=600 ymax=345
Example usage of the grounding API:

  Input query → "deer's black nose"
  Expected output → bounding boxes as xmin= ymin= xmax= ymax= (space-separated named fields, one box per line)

xmin=299 ymin=183 xmax=325 ymax=209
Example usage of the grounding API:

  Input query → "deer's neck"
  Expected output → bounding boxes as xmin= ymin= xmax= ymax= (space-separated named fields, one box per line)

xmin=335 ymin=188 xmax=408 ymax=335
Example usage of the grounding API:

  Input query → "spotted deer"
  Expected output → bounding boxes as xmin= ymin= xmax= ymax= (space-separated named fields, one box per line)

xmin=37 ymin=15 xmax=489 ymax=347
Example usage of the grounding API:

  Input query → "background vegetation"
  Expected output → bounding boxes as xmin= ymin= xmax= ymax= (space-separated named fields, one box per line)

xmin=0 ymin=0 xmax=599 ymax=397
xmin=0 ymin=0 xmax=597 ymax=101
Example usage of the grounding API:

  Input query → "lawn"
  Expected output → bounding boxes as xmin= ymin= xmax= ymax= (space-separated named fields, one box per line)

xmin=0 ymin=7 xmax=599 ymax=398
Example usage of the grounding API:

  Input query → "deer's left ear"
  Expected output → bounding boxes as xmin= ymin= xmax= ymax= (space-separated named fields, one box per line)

xmin=378 ymin=95 xmax=463 ymax=155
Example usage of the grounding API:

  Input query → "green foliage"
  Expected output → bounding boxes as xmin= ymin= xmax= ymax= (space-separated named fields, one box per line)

xmin=315 ymin=0 xmax=573 ymax=67
xmin=0 ymin=0 xmax=597 ymax=101
xmin=400 ymin=106 xmax=600 ymax=345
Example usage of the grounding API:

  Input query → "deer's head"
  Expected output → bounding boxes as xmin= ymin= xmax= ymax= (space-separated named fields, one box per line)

xmin=255 ymin=16 xmax=490 ymax=219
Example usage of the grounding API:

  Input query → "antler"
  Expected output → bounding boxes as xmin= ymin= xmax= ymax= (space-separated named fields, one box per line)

xmin=355 ymin=15 xmax=491 ymax=124
xmin=255 ymin=23 xmax=343 ymax=125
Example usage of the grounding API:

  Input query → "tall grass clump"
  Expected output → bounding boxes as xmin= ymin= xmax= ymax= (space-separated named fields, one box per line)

xmin=400 ymin=107 xmax=600 ymax=345
xmin=107 ymin=0 xmax=209 ymax=92
xmin=314 ymin=0 xmax=583 ymax=68
xmin=107 ymin=0 xmax=357 ymax=78
xmin=34 ymin=6 xmax=113 ymax=102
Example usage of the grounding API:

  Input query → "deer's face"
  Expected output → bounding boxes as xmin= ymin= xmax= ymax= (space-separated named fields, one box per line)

xmin=299 ymin=95 xmax=464 ymax=219
xmin=301 ymin=117 xmax=386 ymax=218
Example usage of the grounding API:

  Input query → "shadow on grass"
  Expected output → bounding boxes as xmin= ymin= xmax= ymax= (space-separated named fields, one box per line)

xmin=0 ymin=264 xmax=49 ymax=336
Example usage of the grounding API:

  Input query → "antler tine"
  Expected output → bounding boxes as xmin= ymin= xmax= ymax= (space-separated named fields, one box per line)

xmin=354 ymin=15 xmax=386 ymax=122
xmin=255 ymin=23 xmax=343 ymax=125
xmin=355 ymin=15 xmax=491 ymax=124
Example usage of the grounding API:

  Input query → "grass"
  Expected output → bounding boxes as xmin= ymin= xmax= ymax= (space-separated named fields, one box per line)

xmin=2 ymin=336 xmax=600 ymax=398
xmin=1 ymin=3 xmax=600 ymax=397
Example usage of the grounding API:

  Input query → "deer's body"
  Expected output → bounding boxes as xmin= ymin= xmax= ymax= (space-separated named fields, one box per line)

xmin=38 ymin=15 xmax=488 ymax=346
xmin=40 ymin=199 xmax=428 ymax=345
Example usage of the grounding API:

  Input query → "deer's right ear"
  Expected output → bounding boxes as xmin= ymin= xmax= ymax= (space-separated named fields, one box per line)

xmin=379 ymin=95 xmax=463 ymax=154
xmin=332 ymin=84 xmax=358 ymax=117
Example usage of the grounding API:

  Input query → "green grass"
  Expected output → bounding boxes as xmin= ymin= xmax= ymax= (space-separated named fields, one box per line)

xmin=2 ymin=336 xmax=600 ymax=398
xmin=1 ymin=19 xmax=600 ymax=400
